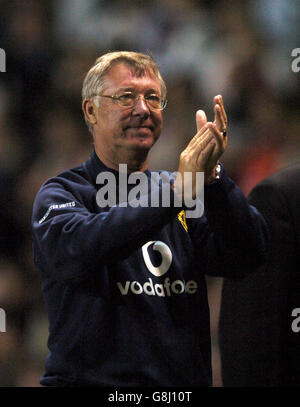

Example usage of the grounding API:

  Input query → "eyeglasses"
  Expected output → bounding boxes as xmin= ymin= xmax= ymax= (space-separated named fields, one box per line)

xmin=96 ymin=91 xmax=167 ymax=111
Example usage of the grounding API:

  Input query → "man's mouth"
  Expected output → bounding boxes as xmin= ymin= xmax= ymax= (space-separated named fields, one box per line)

xmin=124 ymin=125 xmax=154 ymax=131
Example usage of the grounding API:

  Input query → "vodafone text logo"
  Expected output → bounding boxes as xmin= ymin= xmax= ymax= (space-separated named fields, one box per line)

xmin=116 ymin=241 xmax=198 ymax=297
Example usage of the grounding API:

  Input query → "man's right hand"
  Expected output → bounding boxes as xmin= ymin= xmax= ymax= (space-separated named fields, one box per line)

xmin=174 ymin=95 xmax=228 ymax=200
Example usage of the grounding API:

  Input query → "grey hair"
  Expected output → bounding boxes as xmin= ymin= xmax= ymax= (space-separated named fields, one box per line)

xmin=82 ymin=51 xmax=167 ymax=134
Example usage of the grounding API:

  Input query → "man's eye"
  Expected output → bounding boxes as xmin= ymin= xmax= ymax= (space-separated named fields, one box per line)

xmin=147 ymin=94 xmax=160 ymax=102
xmin=119 ymin=93 xmax=135 ymax=102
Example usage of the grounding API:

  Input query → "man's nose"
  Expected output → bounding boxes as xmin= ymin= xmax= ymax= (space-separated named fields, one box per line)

xmin=132 ymin=95 xmax=150 ymax=117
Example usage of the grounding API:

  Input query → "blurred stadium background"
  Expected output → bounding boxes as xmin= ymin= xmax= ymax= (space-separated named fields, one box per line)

xmin=0 ymin=0 xmax=299 ymax=387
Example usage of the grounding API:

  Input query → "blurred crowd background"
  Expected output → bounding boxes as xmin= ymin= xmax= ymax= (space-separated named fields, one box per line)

xmin=0 ymin=0 xmax=299 ymax=387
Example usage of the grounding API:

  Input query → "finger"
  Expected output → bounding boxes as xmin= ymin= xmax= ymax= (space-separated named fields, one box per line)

xmin=187 ymin=122 xmax=210 ymax=149
xmin=196 ymin=130 xmax=215 ymax=152
xmin=214 ymin=104 xmax=224 ymax=132
xmin=196 ymin=109 xmax=207 ymax=132
xmin=190 ymin=128 xmax=216 ymax=160
xmin=195 ymin=138 xmax=216 ymax=170
xmin=207 ymin=122 xmax=227 ymax=153
xmin=214 ymin=95 xmax=226 ymax=126
xmin=214 ymin=95 xmax=227 ymax=127
xmin=179 ymin=129 xmax=215 ymax=173
xmin=192 ymin=123 xmax=226 ymax=172
xmin=187 ymin=125 xmax=213 ymax=152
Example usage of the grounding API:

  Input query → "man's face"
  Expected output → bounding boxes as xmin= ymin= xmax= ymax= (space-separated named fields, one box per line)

xmin=92 ymin=63 xmax=163 ymax=159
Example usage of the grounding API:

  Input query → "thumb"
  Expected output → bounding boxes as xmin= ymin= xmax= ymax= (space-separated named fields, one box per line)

xmin=196 ymin=110 xmax=207 ymax=132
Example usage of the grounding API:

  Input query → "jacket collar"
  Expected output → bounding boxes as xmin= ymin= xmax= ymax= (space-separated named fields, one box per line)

xmin=84 ymin=149 xmax=151 ymax=186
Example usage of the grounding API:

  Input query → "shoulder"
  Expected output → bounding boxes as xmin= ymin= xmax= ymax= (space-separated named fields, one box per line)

xmin=248 ymin=163 xmax=300 ymax=236
xmin=33 ymin=162 xmax=96 ymax=214
xmin=249 ymin=163 xmax=300 ymax=203
xmin=252 ymin=163 xmax=300 ymax=192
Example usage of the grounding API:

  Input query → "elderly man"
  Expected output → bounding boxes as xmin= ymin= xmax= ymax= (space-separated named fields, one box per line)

xmin=32 ymin=51 xmax=268 ymax=387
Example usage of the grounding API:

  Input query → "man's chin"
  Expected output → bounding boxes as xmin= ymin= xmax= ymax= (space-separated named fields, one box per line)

xmin=124 ymin=130 xmax=158 ymax=150
xmin=126 ymin=137 xmax=155 ymax=152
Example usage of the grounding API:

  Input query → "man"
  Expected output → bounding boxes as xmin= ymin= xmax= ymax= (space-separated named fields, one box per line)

xmin=219 ymin=163 xmax=300 ymax=387
xmin=32 ymin=51 xmax=268 ymax=386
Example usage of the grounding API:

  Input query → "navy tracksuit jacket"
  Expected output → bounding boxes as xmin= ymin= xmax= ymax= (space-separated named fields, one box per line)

xmin=31 ymin=150 xmax=268 ymax=386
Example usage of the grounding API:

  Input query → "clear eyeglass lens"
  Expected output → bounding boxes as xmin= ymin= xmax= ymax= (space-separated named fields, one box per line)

xmin=117 ymin=93 xmax=164 ymax=110
xmin=118 ymin=94 xmax=136 ymax=106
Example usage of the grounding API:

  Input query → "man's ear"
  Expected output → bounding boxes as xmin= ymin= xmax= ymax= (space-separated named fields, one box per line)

xmin=82 ymin=99 xmax=97 ymax=125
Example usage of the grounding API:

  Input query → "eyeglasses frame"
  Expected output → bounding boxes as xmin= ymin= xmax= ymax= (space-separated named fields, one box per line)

xmin=93 ymin=92 xmax=167 ymax=111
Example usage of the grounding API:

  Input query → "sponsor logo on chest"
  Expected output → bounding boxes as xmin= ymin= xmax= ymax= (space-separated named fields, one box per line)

xmin=116 ymin=240 xmax=198 ymax=297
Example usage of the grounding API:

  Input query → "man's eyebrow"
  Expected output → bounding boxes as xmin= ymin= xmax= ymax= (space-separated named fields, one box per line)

xmin=117 ymin=87 xmax=160 ymax=94
xmin=116 ymin=87 xmax=135 ymax=92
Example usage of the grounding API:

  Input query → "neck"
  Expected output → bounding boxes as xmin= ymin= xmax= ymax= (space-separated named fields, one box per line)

xmin=94 ymin=144 xmax=149 ymax=173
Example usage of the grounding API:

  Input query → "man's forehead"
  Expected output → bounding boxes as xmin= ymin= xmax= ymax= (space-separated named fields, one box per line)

xmin=103 ymin=62 xmax=160 ymax=90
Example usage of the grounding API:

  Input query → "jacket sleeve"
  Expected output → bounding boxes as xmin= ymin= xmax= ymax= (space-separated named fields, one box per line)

xmin=188 ymin=166 xmax=269 ymax=279
xmin=32 ymin=178 xmax=181 ymax=285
